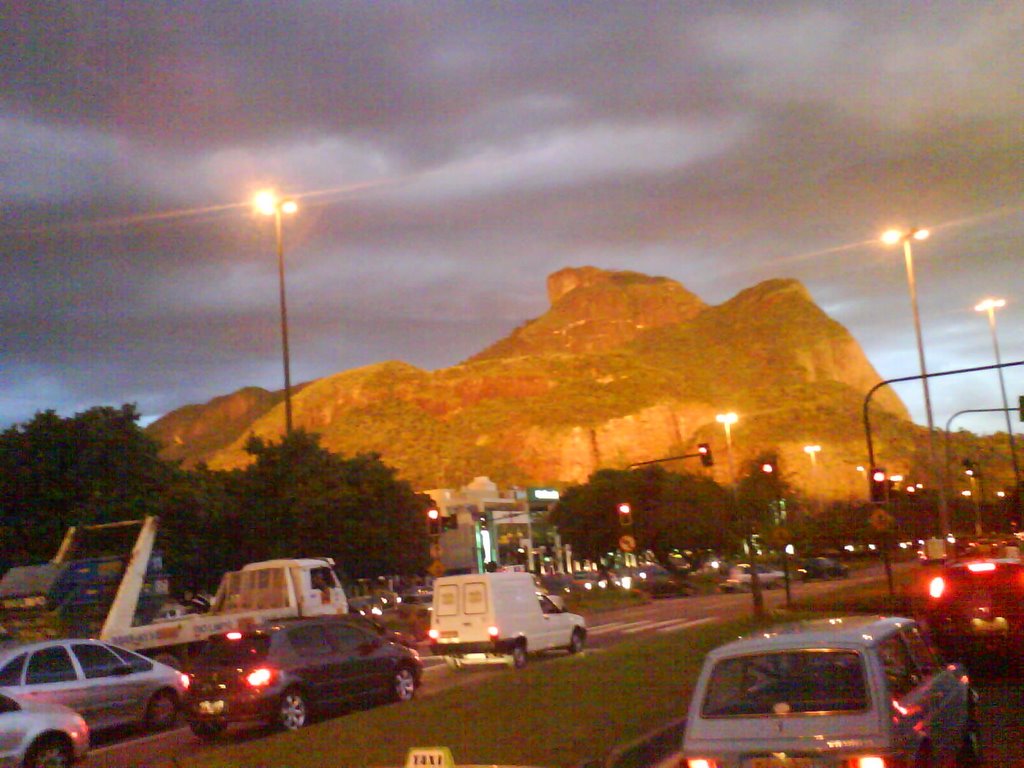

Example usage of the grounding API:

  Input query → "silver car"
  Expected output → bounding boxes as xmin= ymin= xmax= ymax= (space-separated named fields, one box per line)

xmin=681 ymin=616 xmax=981 ymax=767
xmin=0 ymin=639 xmax=187 ymax=733
xmin=0 ymin=690 xmax=89 ymax=768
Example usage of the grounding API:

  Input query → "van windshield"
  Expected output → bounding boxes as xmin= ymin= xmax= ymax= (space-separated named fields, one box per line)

xmin=701 ymin=650 xmax=868 ymax=716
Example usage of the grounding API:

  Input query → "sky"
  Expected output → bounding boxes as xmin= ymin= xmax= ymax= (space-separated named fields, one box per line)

xmin=3 ymin=1 xmax=1022 ymax=443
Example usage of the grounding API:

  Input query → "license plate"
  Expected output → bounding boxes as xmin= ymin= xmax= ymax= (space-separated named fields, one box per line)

xmin=746 ymin=758 xmax=816 ymax=768
xmin=198 ymin=700 xmax=225 ymax=715
xmin=440 ymin=631 xmax=458 ymax=639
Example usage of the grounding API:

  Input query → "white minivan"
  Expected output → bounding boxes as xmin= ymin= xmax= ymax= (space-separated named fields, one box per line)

xmin=428 ymin=571 xmax=586 ymax=669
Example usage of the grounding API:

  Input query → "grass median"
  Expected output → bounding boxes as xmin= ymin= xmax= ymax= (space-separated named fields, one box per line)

xmin=179 ymin=572 xmax=910 ymax=768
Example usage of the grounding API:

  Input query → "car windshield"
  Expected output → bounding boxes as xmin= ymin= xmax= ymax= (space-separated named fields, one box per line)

xmin=199 ymin=634 xmax=272 ymax=664
xmin=701 ymin=650 xmax=868 ymax=716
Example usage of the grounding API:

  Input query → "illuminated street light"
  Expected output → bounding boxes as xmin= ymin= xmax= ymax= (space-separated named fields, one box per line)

xmin=974 ymin=297 xmax=1020 ymax=495
xmin=881 ymin=227 xmax=945 ymax=533
xmin=255 ymin=189 xmax=299 ymax=434
xmin=716 ymin=412 xmax=738 ymax=488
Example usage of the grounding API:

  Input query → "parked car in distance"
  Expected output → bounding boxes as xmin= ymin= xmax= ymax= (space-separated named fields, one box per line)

xmin=0 ymin=639 xmax=187 ymax=733
xmin=613 ymin=564 xmax=694 ymax=598
xmin=0 ymin=691 xmax=89 ymax=768
xmin=916 ymin=553 xmax=1024 ymax=659
xmin=183 ymin=615 xmax=422 ymax=738
xmin=797 ymin=556 xmax=849 ymax=581
xmin=718 ymin=564 xmax=785 ymax=592
xmin=681 ymin=615 xmax=981 ymax=768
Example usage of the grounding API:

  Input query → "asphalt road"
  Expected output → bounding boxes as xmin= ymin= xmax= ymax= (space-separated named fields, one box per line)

xmin=85 ymin=567 xmax=1024 ymax=767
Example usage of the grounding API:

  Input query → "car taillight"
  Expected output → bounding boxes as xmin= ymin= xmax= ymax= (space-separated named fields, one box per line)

xmin=686 ymin=760 xmax=717 ymax=768
xmin=245 ymin=667 xmax=275 ymax=688
xmin=967 ymin=562 xmax=996 ymax=573
xmin=847 ymin=758 xmax=888 ymax=768
xmin=179 ymin=673 xmax=190 ymax=690
xmin=428 ymin=628 xmax=440 ymax=640
xmin=226 ymin=631 xmax=243 ymax=640
xmin=928 ymin=576 xmax=946 ymax=598
xmin=488 ymin=625 xmax=499 ymax=638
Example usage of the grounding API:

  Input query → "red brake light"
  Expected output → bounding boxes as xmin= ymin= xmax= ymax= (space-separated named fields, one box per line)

xmin=687 ymin=760 xmax=715 ymax=768
xmin=488 ymin=625 xmax=499 ymax=638
xmin=428 ymin=628 xmax=440 ymax=640
xmin=967 ymin=562 xmax=996 ymax=573
xmin=928 ymin=576 xmax=946 ymax=598
xmin=853 ymin=758 xmax=888 ymax=768
xmin=245 ymin=667 xmax=275 ymax=687
xmin=226 ymin=631 xmax=243 ymax=640
xmin=179 ymin=673 xmax=190 ymax=690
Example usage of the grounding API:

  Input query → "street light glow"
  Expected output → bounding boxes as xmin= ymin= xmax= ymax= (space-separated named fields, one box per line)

xmin=716 ymin=412 xmax=738 ymax=425
xmin=803 ymin=445 xmax=821 ymax=455
xmin=881 ymin=227 xmax=929 ymax=245
xmin=974 ymin=297 xmax=1006 ymax=313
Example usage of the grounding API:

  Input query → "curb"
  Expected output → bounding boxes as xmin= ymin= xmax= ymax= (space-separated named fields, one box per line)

xmin=577 ymin=717 xmax=686 ymax=768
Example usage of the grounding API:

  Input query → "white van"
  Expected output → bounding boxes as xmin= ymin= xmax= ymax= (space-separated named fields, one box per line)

xmin=428 ymin=571 xmax=586 ymax=669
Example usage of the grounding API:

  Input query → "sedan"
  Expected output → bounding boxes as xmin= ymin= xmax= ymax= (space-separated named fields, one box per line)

xmin=797 ymin=556 xmax=850 ymax=581
xmin=0 ymin=691 xmax=89 ymax=768
xmin=0 ymin=639 xmax=187 ymax=733
xmin=184 ymin=615 xmax=423 ymax=738
xmin=718 ymin=564 xmax=785 ymax=592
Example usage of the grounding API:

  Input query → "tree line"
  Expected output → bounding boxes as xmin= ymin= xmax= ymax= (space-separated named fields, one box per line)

xmin=0 ymin=405 xmax=431 ymax=593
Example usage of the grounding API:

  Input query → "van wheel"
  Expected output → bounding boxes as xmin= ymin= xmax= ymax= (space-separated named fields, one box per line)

xmin=508 ymin=642 xmax=528 ymax=669
xmin=444 ymin=656 xmax=463 ymax=670
xmin=567 ymin=629 xmax=585 ymax=654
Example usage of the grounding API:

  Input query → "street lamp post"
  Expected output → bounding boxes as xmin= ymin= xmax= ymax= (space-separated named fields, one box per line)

xmin=881 ymin=227 xmax=946 ymax=535
xmin=803 ymin=444 xmax=822 ymax=515
xmin=716 ymin=412 xmax=738 ymax=491
xmin=255 ymin=190 xmax=299 ymax=435
xmin=975 ymin=298 xmax=1021 ymax=497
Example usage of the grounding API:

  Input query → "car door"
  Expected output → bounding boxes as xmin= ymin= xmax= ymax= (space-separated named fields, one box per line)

xmin=537 ymin=594 xmax=571 ymax=650
xmin=16 ymin=645 xmax=95 ymax=726
xmin=71 ymin=641 xmax=147 ymax=729
xmin=283 ymin=624 xmax=339 ymax=708
xmin=323 ymin=622 xmax=388 ymax=702
xmin=899 ymin=625 xmax=964 ymax=760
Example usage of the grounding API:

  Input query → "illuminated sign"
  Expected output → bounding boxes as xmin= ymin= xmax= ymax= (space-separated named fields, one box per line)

xmin=528 ymin=487 xmax=560 ymax=502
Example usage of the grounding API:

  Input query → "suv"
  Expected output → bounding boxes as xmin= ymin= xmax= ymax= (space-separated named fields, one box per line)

xmin=681 ymin=616 xmax=981 ymax=768
xmin=916 ymin=554 xmax=1024 ymax=659
xmin=183 ymin=615 xmax=422 ymax=738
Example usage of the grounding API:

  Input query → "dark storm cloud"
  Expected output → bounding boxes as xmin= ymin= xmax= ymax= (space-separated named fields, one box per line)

xmin=2 ymin=1 xmax=1022 ymax=436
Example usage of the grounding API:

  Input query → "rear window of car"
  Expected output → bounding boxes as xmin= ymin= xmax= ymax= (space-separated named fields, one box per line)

xmin=701 ymin=650 xmax=868 ymax=717
xmin=199 ymin=635 xmax=272 ymax=664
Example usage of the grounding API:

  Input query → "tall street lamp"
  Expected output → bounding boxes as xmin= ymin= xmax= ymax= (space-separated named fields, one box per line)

xmin=255 ymin=190 xmax=299 ymax=434
xmin=803 ymin=444 xmax=822 ymax=515
xmin=716 ymin=412 xmax=738 ymax=489
xmin=881 ymin=227 xmax=946 ymax=534
xmin=974 ymin=297 xmax=1021 ymax=495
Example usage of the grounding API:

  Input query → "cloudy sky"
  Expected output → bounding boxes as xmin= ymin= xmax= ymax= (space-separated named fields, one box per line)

xmin=3 ymin=1 xmax=1022 ymax=442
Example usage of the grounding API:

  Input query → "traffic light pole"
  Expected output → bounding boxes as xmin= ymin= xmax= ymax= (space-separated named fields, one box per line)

xmin=863 ymin=359 xmax=1024 ymax=535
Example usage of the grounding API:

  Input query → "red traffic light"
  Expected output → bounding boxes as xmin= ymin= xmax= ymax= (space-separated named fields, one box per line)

xmin=427 ymin=508 xmax=440 ymax=520
xmin=762 ymin=463 xmax=774 ymax=473
xmin=871 ymin=469 xmax=886 ymax=483
xmin=617 ymin=503 xmax=632 ymax=526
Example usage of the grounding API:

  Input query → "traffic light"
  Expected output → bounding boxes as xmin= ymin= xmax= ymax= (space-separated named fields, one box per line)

xmin=870 ymin=468 xmax=887 ymax=503
xmin=761 ymin=462 xmax=775 ymax=474
xmin=443 ymin=512 xmax=458 ymax=530
xmin=427 ymin=508 xmax=441 ymax=536
xmin=617 ymin=502 xmax=632 ymax=526
xmin=698 ymin=443 xmax=714 ymax=467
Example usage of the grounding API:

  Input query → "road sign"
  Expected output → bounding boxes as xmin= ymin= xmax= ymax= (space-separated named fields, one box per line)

xmin=429 ymin=542 xmax=442 ymax=559
xmin=619 ymin=534 xmax=636 ymax=552
xmin=869 ymin=507 xmax=895 ymax=531
xmin=428 ymin=559 xmax=446 ymax=578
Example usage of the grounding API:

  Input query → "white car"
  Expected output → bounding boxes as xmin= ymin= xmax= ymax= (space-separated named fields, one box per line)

xmin=718 ymin=564 xmax=785 ymax=592
xmin=0 ymin=639 xmax=188 ymax=733
xmin=681 ymin=615 xmax=981 ymax=767
xmin=0 ymin=690 xmax=89 ymax=768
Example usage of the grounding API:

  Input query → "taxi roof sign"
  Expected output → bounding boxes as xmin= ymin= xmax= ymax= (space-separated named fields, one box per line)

xmin=406 ymin=747 xmax=454 ymax=768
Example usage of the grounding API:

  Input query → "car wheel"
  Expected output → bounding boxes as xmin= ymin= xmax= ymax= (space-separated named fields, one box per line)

xmin=189 ymin=720 xmax=226 ymax=739
xmin=443 ymin=655 xmax=463 ymax=670
xmin=24 ymin=735 xmax=73 ymax=768
xmin=567 ymin=629 xmax=585 ymax=654
xmin=508 ymin=642 xmax=528 ymax=669
xmin=275 ymin=688 xmax=309 ymax=731
xmin=143 ymin=689 xmax=179 ymax=731
xmin=392 ymin=666 xmax=416 ymax=702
